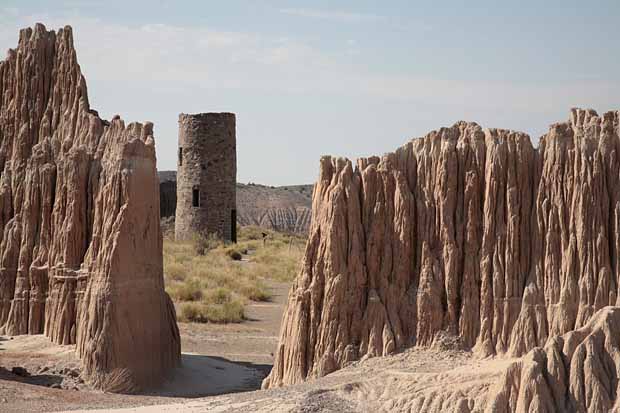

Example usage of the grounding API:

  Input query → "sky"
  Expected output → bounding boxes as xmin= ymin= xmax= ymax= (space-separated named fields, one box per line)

xmin=1 ymin=1 xmax=619 ymax=185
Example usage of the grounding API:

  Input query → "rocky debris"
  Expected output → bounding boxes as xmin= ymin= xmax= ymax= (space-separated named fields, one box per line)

xmin=0 ymin=24 xmax=180 ymax=392
xmin=264 ymin=109 xmax=620 ymax=391
xmin=293 ymin=388 xmax=358 ymax=413
xmin=1 ymin=362 xmax=84 ymax=391
xmin=157 ymin=171 xmax=313 ymax=234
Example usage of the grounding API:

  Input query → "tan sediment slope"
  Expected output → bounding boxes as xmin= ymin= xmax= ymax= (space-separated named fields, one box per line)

xmin=265 ymin=109 xmax=620 ymax=397
xmin=0 ymin=24 xmax=180 ymax=392
xmin=487 ymin=306 xmax=620 ymax=412
xmin=236 ymin=183 xmax=312 ymax=234
xmin=60 ymin=343 xmax=510 ymax=412
xmin=64 ymin=306 xmax=620 ymax=412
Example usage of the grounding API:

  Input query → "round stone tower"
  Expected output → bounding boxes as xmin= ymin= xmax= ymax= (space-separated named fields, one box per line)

xmin=175 ymin=113 xmax=237 ymax=242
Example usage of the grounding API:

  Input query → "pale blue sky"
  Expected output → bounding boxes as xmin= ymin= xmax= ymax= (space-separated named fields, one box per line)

xmin=1 ymin=1 xmax=619 ymax=185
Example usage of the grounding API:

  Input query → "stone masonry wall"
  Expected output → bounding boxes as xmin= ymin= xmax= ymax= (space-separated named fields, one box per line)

xmin=175 ymin=113 xmax=236 ymax=241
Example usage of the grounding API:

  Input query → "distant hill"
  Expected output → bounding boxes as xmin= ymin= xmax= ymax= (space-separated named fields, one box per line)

xmin=158 ymin=171 xmax=313 ymax=234
xmin=236 ymin=182 xmax=313 ymax=234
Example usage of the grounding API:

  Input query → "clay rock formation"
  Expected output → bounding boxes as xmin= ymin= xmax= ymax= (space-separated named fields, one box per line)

xmin=487 ymin=306 xmax=620 ymax=412
xmin=264 ymin=108 xmax=620 ymax=390
xmin=157 ymin=170 xmax=313 ymax=234
xmin=0 ymin=24 xmax=180 ymax=392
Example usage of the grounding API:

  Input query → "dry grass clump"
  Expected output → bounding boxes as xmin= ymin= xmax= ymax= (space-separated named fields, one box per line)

xmin=224 ymin=247 xmax=243 ymax=261
xmin=235 ymin=226 xmax=306 ymax=282
xmin=178 ymin=300 xmax=244 ymax=323
xmin=194 ymin=233 xmax=222 ymax=255
xmin=165 ymin=261 xmax=186 ymax=281
xmin=163 ymin=225 xmax=306 ymax=324
xmin=168 ymin=278 xmax=203 ymax=301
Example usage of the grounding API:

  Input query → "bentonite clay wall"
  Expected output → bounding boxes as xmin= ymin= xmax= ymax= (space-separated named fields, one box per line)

xmin=485 ymin=306 xmax=620 ymax=412
xmin=0 ymin=24 xmax=180 ymax=392
xmin=264 ymin=109 xmax=620 ymax=393
xmin=175 ymin=113 xmax=237 ymax=241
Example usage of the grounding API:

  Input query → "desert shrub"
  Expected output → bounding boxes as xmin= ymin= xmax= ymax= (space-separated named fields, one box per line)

xmin=178 ymin=299 xmax=244 ymax=323
xmin=194 ymin=232 xmax=222 ymax=255
xmin=163 ymin=225 xmax=307 ymax=323
xmin=179 ymin=302 xmax=204 ymax=322
xmin=237 ymin=239 xmax=260 ymax=252
xmin=222 ymin=300 xmax=244 ymax=321
xmin=238 ymin=225 xmax=268 ymax=241
xmin=164 ymin=261 xmax=186 ymax=281
xmin=168 ymin=278 xmax=203 ymax=301
xmin=251 ymin=243 xmax=303 ymax=282
xmin=204 ymin=287 xmax=232 ymax=305
xmin=206 ymin=300 xmax=245 ymax=323
xmin=225 ymin=247 xmax=243 ymax=261
xmin=238 ymin=279 xmax=271 ymax=302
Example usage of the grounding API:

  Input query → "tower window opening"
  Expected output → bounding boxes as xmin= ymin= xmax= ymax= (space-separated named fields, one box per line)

xmin=178 ymin=147 xmax=183 ymax=166
xmin=192 ymin=188 xmax=200 ymax=207
xmin=231 ymin=209 xmax=237 ymax=243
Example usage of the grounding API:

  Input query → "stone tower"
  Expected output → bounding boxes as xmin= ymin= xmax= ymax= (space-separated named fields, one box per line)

xmin=175 ymin=113 xmax=237 ymax=242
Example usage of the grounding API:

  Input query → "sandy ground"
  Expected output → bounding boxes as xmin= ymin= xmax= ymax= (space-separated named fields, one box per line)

xmin=179 ymin=280 xmax=289 ymax=367
xmin=63 ymin=346 xmax=516 ymax=413
xmin=0 ymin=280 xmax=290 ymax=413
xmin=2 ymin=280 xmax=515 ymax=412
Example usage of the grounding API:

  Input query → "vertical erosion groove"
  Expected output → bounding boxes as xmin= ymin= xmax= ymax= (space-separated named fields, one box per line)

xmin=265 ymin=109 xmax=620 ymax=399
xmin=0 ymin=24 xmax=181 ymax=393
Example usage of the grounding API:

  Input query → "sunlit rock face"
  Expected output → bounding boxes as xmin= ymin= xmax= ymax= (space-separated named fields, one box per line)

xmin=264 ymin=108 xmax=620 ymax=393
xmin=0 ymin=23 xmax=180 ymax=393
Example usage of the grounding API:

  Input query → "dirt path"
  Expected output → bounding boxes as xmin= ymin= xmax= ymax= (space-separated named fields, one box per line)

xmin=179 ymin=279 xmax=290 ymax=367
xmin=0 ymin=280 xmax=291 ymax=413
